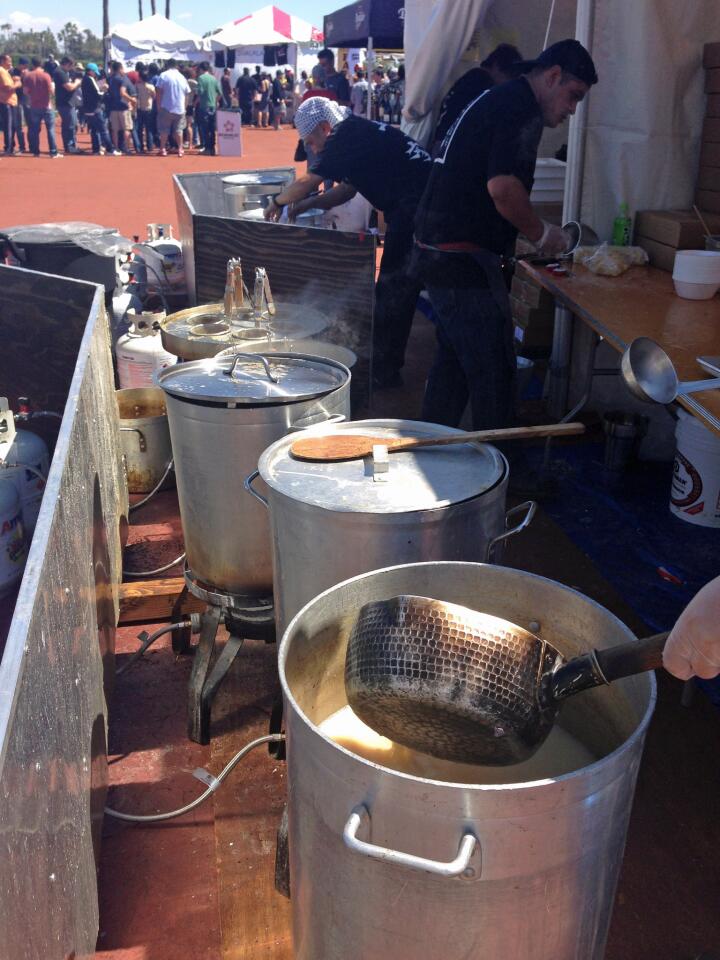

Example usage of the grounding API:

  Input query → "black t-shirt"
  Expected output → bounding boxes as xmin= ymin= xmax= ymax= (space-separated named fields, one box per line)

xmin=236 ymin=74 xmax=258 ymax=104
xmin=310 ymin=115 xmax=431 ymax=221
xmin=415 ymin=77 xmax=543 ymax=285
xmin=324 ymin=71 xmax=350 ymax=103
xmin=53 ymin=67 xmax=74 ymax=107
xmin=81 ymin=73 xmax=102 ymax=113
xmin=433 ymin=67 xmax=493 ymax=145
xmin=107 ymin=74 xmax=133 ymax=111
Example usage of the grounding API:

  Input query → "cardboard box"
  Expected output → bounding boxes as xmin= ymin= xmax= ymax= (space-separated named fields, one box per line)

xmin=634 ymin=236 xmax=678 ymax=273
xmin=707 ymin=94 xmax=720 ymax=118
xmin=696 ymin=189 xmax=720 ymax=214
xmin=701 ymin=141 xmax=720 ymax=167
xmin=698 ymin=166 xmax=720 ymax=192
xmin=703 ymin=42 xmax=720 ymax=70
xmin=703 ymin=118 xmax=720 ymax=141
xmin=633 ymin=209 xmax=720 ymax=248
xmin=706 ymin=69 xmax=720 ymax=94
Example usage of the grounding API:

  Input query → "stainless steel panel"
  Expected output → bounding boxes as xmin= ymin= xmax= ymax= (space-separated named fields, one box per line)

xmin=0 ymin=269 xmax=127 ymax=959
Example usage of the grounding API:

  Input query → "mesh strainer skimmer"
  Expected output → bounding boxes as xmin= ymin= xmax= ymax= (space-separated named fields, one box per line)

xmin=344 ymin=596 xmax=667 ymax=766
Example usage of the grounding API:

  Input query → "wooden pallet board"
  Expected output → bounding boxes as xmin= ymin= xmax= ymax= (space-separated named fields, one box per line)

xmin=119 ymin=576 xmax=206 ymax=624
xmin=209 ymin=637 xmax=292 ymax=960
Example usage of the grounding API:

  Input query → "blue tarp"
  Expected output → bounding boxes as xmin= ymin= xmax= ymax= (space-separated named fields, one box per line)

xmin=323 ymin=0 xmax=404 ymax=50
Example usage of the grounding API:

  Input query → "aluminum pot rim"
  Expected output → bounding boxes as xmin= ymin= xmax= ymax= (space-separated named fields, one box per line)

xmin=278 ymin=560 xmax=657 ymax=792
xmin=257 ymin=419 xmax=508 ymax=514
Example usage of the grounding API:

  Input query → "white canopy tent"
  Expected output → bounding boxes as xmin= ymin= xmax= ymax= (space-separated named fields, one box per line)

xmin=210 ymin=5 xmax=323 ymax=78
xmin=106 ymin=14 xmax=208 ymax=65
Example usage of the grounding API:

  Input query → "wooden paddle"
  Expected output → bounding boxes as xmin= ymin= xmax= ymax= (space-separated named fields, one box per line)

xmin=290 ymin=421 xmax=586 ymax=462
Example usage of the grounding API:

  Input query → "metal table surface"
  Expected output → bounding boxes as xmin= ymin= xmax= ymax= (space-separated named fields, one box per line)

xmin=520 ymin=260 xmax=720 ymax=435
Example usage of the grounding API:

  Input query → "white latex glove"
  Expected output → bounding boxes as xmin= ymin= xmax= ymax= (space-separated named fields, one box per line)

xmin=536 ymin=220 xmax=572 ymax=257
xmin=663 ymin=576 xmax=720 ymax=680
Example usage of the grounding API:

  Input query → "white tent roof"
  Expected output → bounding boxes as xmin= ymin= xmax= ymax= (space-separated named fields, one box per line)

xmin=211 ymin=4 xmax=323 ymax=50
xmin=107 ymin=14 xmax=208 ymax=64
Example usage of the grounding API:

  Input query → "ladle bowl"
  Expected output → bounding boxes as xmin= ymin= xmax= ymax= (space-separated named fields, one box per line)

xmin=621 ymin=336 xmax=720 ymax=404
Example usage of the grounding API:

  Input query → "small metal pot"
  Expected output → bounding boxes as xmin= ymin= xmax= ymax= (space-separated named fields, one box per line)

xmin=116 ymin=387 xmax=174 ymax=494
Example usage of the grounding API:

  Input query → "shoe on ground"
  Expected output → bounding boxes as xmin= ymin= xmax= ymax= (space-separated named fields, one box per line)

xmin=178 ymin=147 xmax=184 ymax=157
xmin=51 ymin=152 xmax=64 ymax=159
xmin=111 ymin=150 xmax=122 ymax=156
xmin=159 ymin=148 xmax=167 ymax=156
xmin=98 ymin=147 xmax=106 ymax=156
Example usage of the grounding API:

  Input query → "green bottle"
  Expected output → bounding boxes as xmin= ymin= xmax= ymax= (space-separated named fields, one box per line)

xmin=612 ymin=202 xmax=632 ymax=246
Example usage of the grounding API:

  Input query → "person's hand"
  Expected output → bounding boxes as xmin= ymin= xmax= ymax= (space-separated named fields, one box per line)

xmin=287 ymin=198 xmax=312 ymax=223
xmin=536 ymin=221 xmax=572 ymax=257
xmin=663 ymin=576 xmax=720 ymax=680
xmin=264 ymin=197 xmax=283 ymax=222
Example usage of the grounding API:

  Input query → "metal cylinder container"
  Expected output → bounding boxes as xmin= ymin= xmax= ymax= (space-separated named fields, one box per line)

xmin=250 ymin=419 xmax=535 ymax=635
xmin=156 ymin=353 xmax=351 ymax=597
xmin=279 ymin=561 xmax=656 ymax=960
xmin=116 ymin=387 xmax=174 ymax=494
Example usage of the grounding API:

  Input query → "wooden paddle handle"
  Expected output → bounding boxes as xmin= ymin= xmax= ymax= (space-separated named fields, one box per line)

xmin=388 ymin=421 xmax=585 ymax=451
xmin=594 ymin=632 xmax=669 ymax=682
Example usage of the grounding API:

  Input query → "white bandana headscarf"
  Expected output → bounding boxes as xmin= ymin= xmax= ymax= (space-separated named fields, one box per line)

xmin=295 ymin=97 xmax=350 ymax=138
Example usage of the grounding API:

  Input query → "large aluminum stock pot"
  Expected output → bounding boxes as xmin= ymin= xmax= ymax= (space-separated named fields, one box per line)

xmin=248 ymin=419 xmax=535 ymax=634
xmin=279 ymin=561 xmax=656 ymax=960
xmin=156 ymin=353 xmax=350 ymax=596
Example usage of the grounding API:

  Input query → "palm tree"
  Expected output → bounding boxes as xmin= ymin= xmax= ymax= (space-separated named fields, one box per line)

xmin=150 ymin=0 xmax=156 ymax=13
xmin=138 ymin=0 xmax=143 ymax=17
xmin=102 ymin=0 xmax=109 ymax=41
xmin=165 ymin=0 xmax=170 ymax=18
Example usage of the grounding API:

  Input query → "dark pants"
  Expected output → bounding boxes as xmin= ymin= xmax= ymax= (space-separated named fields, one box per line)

xmin=196 ymin=108 xmax=216 ymax=153
xmin=28 ymin=107 xmax=58 ymax=155
xmin=0 ymin=103 xmax=13 ymax=153
xmin=373 ymin=218 xmax=423 ymax=382
xmin=85 ymin=109 xmax=113 ymax=152
xmin=10 ymin=104 xmax=25 ymax=151
xmin=58 ymin=104 xmax=77 ymax=152
xmin=240 ymin=101 xmax=253 ymax=125
xmin=422 ymin=284 xmax=516 ymax=430
xmin=135 ymin=109 xmax=154 ymax=151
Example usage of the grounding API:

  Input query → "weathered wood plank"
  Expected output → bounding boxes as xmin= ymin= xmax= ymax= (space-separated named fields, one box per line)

xmin=119 ymin=576 xmax=206 ymax=624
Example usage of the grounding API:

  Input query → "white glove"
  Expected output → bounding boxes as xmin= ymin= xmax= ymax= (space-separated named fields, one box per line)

xmin=663 ymin=576 xmax=720 ymax=680
xmin=535 ymin=220 xmax=572 ymax=257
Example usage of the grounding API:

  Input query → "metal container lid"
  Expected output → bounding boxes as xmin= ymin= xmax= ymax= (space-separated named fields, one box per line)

xmin=258 ymin=420 xmax=506 ymax=513
xmin=222 ymin=173 xmax=287 ymax=186
xmin=155 ymin=352 xmax=349 ymax=406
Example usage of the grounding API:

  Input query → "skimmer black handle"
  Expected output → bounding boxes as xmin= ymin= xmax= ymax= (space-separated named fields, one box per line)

xmin=550 ymin=632 xmax=669 ymax=702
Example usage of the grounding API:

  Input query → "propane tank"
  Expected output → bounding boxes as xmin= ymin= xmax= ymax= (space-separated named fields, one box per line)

xmin=116 ymin=313 xmax=175 ymax=389
xmin=0 ymin=399 xmax=49 ymax=535
xmin=136 ymin=224 xmax=185 ymax=294
xmin=0 ymin=476 xmax=27 ymax=597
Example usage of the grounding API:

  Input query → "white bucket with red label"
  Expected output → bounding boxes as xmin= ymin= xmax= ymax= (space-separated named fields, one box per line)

xmin=670 ymin=409 xmax=720 ymax=527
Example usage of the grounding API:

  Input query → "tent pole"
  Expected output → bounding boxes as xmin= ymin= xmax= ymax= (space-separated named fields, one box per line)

xmin=367 ymin=36 xmax=374 ymax=119
xmin=547 ymin=0 xmax=596 ymax=418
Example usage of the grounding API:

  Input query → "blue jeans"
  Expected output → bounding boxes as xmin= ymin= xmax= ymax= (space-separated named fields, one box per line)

xmin=422 ymin=284 xmax=516 ymax=429
xmin=195 ymin=108 xmax=216 ymax=153
xmin=85 ymin=109 xmax=113 ymax=152
xmin=28 ymin=107 xmax=58 ymax=155
xmin=135 ymin=109 xmax=154 ymax=151
xmin=58 ymin=104 xmax=77 ymax=152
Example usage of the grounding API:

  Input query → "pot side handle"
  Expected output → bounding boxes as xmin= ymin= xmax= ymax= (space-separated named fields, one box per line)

xmin=486 ymin=500 xmax=536 ymax=562
xmin=343 ymin=805 xmax=479 ymax=879
xmin=244 ymin=469 xmax=269 ymax=508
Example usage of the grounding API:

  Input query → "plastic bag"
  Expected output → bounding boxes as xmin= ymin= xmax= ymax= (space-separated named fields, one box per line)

xmin=0 ymin=222 xmax=132 ymax=257
xmin=572 ymin=242 xmax=649 ymax=277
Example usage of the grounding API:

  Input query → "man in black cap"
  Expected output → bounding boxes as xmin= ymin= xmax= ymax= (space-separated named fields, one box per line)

xmin=414 ymin=39 xmax=598 ymax=430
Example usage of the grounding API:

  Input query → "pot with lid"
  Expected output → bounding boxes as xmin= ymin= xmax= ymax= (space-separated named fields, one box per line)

xmin=247 ymin=419 xmax=535 ymax=635
xmin=222 ymin=172 xmax=288 ymax=215
xmin=156 ymin=352 xmax=350 ymax=597
xmin=279 ymin=560 xmax=656 ymax=960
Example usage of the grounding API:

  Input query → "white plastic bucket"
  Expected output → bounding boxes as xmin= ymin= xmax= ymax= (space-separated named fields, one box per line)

xmin=670 ymin=409 xmax=720 ymax=526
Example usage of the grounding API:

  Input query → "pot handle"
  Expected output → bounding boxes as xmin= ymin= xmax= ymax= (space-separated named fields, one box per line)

xmin=225 ymin=353 xmax=279 ymax=384
xmin=343 ymin=805 xmax=479 ymax=879
xmin=119 ymin=426 xmax=147 ymax=453
xmin=244 ymin=469 xmax=269 ymax=508
xmin=288 ymin=412 xmax=346 ymax=433
xmin=486 ymin=500 xmax=536 ymax=562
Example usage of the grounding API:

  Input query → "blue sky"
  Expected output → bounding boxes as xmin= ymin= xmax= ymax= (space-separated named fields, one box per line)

xmin=2 ymin=1 xmax=330 ymax=37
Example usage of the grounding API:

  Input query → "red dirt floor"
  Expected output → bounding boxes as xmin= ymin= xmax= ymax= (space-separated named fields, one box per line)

xmin=1 ymin=122 xmax=304 ymax=239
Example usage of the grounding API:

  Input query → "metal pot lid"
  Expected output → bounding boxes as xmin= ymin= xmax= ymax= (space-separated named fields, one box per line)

xmin=155 ymin=352 xmax=348 ymax=405
xmin=222 ymin=173 xmax=287 ymax=186
xmin=258 ymin=419 xmax=506 ymax=512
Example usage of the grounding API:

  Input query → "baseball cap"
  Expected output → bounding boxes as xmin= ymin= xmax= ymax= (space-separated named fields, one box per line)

xmin=86 ymin=62 xmax=100 ymax=75
xmin=295 ymin=97 xmax=349 ymax=139
xmin=513 ymin=39 xmax=598 ymax=87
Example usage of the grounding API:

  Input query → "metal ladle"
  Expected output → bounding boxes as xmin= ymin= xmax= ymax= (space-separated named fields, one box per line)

xmin=621 ymin=337 xmax=720 ymax=404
